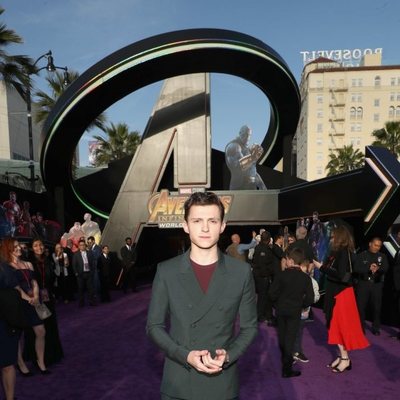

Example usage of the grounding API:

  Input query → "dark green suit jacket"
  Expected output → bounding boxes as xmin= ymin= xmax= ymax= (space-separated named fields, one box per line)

xmin=146 ymin=250 xmax=258 ymax=400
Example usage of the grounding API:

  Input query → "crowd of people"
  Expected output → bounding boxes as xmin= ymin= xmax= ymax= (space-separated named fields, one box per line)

xmin=0 ymin=234 xmax=138 ymax=400
xmin=2 ymin=191 xmax=400 ymax=399
xmin=224 ymin=218 xmax=396 ymax=378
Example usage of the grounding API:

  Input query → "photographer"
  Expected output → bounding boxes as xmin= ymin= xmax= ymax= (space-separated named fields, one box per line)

xmin=354 ymin=237 xmax=389 ymax=335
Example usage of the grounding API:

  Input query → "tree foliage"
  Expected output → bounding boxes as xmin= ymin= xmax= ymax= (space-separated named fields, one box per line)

xmin=325 ymin=144 xmax=364 ymax=176
xmin=0 ymin=7 xmax=34 ymax=97
xmin=371 ymin=121 xmax=400 ymax=158
xmin=92 ymin=122 xmax=141 ymax=167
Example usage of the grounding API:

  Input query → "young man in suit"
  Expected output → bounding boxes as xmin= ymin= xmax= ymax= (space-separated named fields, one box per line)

xmin=72 ymin=239 xmax=96 ymax=307
xmin=146 ymin=192 xmax=258 ymax=400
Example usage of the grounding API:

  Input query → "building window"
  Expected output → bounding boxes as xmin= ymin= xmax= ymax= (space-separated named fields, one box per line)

xmin=330 ymin=79 xmax=336 ymax=88
xmin=351 ymin=79 xmax=357 ymax=87
xmin=374 ymin=76 xmax=381 ymax=87
xmin=317 ymin=110 xmax=323 ymax=118
xmin=316 ymin=167 xmax=323 ymax=175
xmin=316 ymin=138 xmax=323 ymax=146
xmin=317 ymin=123 xmax=323 ymax=133
xmin=356 ymin=123 xmax=362 ymax=132
xmin=396 ymin=106 xmax=400 ymax=118
xmin=389 ymin=106 xmax=395 ymax=118
xmin=374 ymin=113 xmax=380 ymax=122
xmin=350 ymin=107 xmax=356 ymax=120
xmin=374 ymin=99 xmax=380 ymax=107
xmin=358 ymin=79 xmax=363 ymax=87
xmin=397 ymin=93 xmax=400 ymax=101
xmin=390 ymin=93 xmax=396 ymax=101
xmin=391 ymin=77 xmax=396 ymax=86
xmin=316 ymin=95 xmax=323 ymax=104
xmin=316 ymin=80 xmax=323 ymax=89
xmin=351 ymin=124 xmax=356 ymax=132
xmin=357 ymin=94 xmax=362 ymax=102
xmin=350 ymin=137 xmax=362 ymax=146
xmin=356 ymin=107 xmax=363 ymax=120
xmin=316 ymin=152 xmax=323 ymax=161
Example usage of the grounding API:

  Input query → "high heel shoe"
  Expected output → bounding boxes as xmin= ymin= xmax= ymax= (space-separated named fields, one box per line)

xmin=332 ymin=357 xmax=352 ymax=373
xmin=34 ymin=360 xmax=51 ymax=375
xmin=326 ymin=356 xmax=341 ymax=368
xmin=16 ymin=364 xmax=33 ymax=377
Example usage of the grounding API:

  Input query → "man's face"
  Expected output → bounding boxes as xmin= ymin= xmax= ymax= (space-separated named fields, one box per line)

xmin=87 ymin=238 xmax=94 ymax=247
xmin=183 ymin=205 xmax=225 ymax=251
xmin=369 ymin=239 xmax=382 ymax=254
xmin=126 ymin=238 xmax=132 ymax=246
xmin=79 ymin=242 xmax=87 ymax=251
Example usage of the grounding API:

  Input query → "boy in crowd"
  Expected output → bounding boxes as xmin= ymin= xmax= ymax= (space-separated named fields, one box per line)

xmin=292 ymin=260 xmax=320 ymax=363
xmin=269 ymin=248 xmax=314 ymax=378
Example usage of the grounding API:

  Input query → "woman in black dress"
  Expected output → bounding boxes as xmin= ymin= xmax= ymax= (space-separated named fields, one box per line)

xmin=25 ymin=238 xmax=64 ymax=367
xmin=0 ymin=245 xmax=23 ymax=400
xmin=0 ymin=237 xmax=47 ymax=376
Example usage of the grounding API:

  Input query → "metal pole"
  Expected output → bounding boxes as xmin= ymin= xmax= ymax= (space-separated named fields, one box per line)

xmin=26 ymin=76 xmax=36 ymax=192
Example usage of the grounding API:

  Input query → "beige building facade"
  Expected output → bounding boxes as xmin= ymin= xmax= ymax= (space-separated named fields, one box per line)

xmin=0 ymin=80 xmax=41 ymax=163
xmin=295 ymin=54 xmax=400 ymax=181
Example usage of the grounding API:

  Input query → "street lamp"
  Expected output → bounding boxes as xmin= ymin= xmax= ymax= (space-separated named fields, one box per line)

xmin=26 ymin=50 xmax=69 ymax=191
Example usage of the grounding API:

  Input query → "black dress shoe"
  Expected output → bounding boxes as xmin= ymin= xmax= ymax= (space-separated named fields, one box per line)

xmin=16 ymin=365 xmax=33 ymax=377
xmin=282 ymin=370 xmax=301 ymax=378
xmin=372 ymin=328 xmax=380 ymax=336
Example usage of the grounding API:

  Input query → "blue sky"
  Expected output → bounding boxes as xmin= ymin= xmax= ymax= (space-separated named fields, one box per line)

xmin=2 ymin=0 xmax=400 ymax=165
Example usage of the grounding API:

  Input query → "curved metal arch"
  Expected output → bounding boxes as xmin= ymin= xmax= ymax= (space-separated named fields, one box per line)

xmin=41 ymin=28 xmax=300 ymax=217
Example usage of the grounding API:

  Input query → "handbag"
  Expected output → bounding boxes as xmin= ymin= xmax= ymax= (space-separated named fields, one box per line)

xmin=341 ymin=251 xmax=354 ymax=284
xmin=34 ymin=302 xmax=52 ymax=320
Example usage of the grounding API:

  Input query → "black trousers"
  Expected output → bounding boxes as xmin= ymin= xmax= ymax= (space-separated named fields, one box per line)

xmin=122 ymin=266 xmax=136 ymax=292
xmin=355 ymin=281 xmax=383 ymax=330
xmin=76 ymin=272 xmax=95 ymax=305
xmin=254 ymin=275 xmax=273 ymax=321
xmin=277 ymin=312 xmax=300 ymax=372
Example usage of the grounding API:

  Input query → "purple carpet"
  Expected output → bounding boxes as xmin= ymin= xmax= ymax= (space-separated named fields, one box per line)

xmin=15 ymin=285 xmax=400 ymax=400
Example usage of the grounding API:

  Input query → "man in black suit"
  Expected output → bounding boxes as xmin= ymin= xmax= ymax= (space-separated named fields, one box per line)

xmin=252 ymin=231 xmax=275 ymax=325
xmin=72 ymin=239 xmax=96 ymax=306
xmin=98 ymin=245 xmax=112 ymax=302
xmin=87 ymin=235 xmax=102 ymax=297
xmin=120 ymin=237 xmax=137 ymax=293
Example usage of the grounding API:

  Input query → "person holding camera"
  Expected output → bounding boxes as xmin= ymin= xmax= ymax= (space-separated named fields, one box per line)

xmin=354 ymin=237 xmax=389 ymax=336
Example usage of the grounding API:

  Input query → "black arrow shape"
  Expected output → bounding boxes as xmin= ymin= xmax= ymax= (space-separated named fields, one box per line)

xmin=279 ymin=146 xmax=400 ymax=236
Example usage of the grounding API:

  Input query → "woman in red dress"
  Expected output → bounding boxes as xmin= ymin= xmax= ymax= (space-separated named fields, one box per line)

xmin=314 ymin=225 xmax=369 ymax=373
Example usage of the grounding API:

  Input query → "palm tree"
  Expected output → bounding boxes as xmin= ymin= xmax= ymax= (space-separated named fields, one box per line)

xmin=0 ymin=7 xmax=34 ymax=97
xmin=325 ymin=144 xmax=364 ymax=176
xmin=92 ymin=122 xmax=141 ymax=167
xmin=371 ymin=121 xmax=400 ymax=158
xmin=34 ymin=69 xmax=106 ymax=130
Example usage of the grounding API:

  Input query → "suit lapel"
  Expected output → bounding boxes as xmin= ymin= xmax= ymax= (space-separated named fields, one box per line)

xmin=192 ymin=253 xmax=227 ymax=323
xmin=179 ymin=250 xmax=228 ymax=323
xmin=179 ymin=251 xmax=204 ymax=307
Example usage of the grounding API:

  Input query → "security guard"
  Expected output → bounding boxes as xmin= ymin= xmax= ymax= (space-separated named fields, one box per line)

xmin=354 ymin=237 xmax=389 ymax=335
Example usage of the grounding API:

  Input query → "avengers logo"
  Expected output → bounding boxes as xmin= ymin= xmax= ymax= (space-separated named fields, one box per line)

xmin=148 ymin=190 xmax=233 ymax=228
